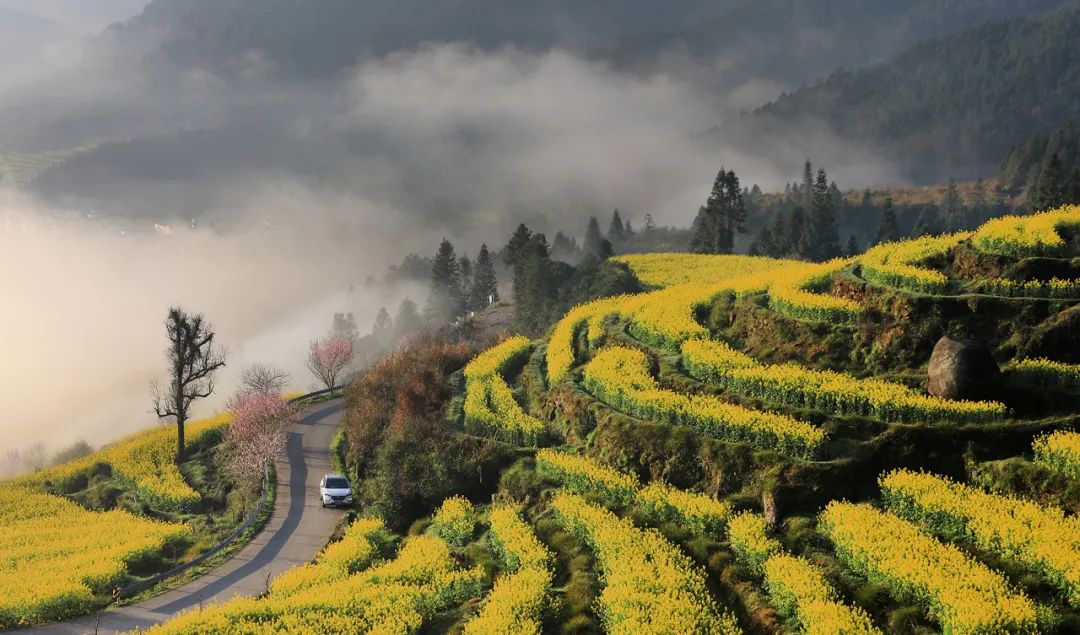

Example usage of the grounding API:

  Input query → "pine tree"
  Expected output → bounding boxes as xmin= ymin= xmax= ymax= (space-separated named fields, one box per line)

xmin=513 ymin=234 xmax=558 ymax=335
xmin=644 ymin=213 xmax=656 ymax=234
xmin=971 ymin=178 xmax=988 ymax=217
xmin=1069 ymin=166 xmax=1080 ymax=205
xmin=503 ymin=224 xmax=533 ymax=268
xmin=942 ymin=178 xmax=964 ymax=231
xmin=845 ymin=234 xmax=860 ymax=257
xmin=469 ymin=244 xmax=499 ymax=310
xmin=623 ymin=220 xmax=635 ymax=238
xmin=608 ymin=210 xmax=626 ymax=243
xmin=873 ymin=198 xmax=900 ymax=245
xmin=768 ymin=210 xmax=789 ymax=257
xmin=372 ymin=307 xmax=394 ymax=348
xmin=691 ymin=167 xmax=746 ymax=254
xmin=912 ymin=207 xmax=939 ymax=237
xmin=393 ymin=298 xmax=420 ymax=340
xmin=584 ymin=216 xmax=606 ymax=258
xmin=801 ymin=160 xmax=814 ymax=209
xmin=808 ymin=168 xmax=840 ymax=261
xmin=458 ymin=255 xmax=473 ymax=312
xmin=424 ymin=238 xmax=463 ymax=322
xmin=1032 ymin=152 xmax=1066 ymax=212
xmin=787 ymin=207 xmax=809 ymax=259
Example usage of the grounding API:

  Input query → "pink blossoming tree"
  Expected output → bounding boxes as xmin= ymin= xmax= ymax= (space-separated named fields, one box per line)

xmin=222 ymin=391 xmax=294 ymax=506
xmin=307 ymin=337 xmax=354 ymax=390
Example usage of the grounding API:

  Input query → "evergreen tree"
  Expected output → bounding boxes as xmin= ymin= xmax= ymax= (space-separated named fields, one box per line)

xmin=860 ymin=189 xmax=873 ymax=212
xmin=787 ymin=207 xmax=810 ymax=259
xmin=845 ymin=234 xmax=860 ymax=257
xmin=424 ymin=238 xmax=463 ymax=322
xmin=690 ymin=167 xmax=746 ymax=254
xmin=393 ymin=298 xmax=420 ymax=340
xmin=513 ymin=234 xmax=558 ymax=335
xmin=912 ymin=207 xmax=939 ymax=237
xmin=608 ymin=210 xmax=626 ymax=243
xmin=808 ymin=168 xmax=841 ymax=260
xmin=503 ymin=223 xmax=533 ymax=268
xmin=1069 ymin=166 xmax=1080 ymax=204
xmin=971 ymin=178 xmax=988 ymax=217
xmin=750 ymin=210 xmax=787 ymax=257
xmin=644 ymin=213 xmax=656 ymax=234
xmin=1032 ymin=152 xmax=1066 ymax=212
xmin=624 ymin=220 xmax=635 ymax=239
xmin=801 ymin=160 xmax=814 ymax=208
xmin=584 ymin=216 xmax=607 ymax=258
xmin=768 ymin=210 xmax=789 ymax=257
xmin=458 ymin=255 xmax=473 ymax=311
xmin=873 ymin=198 xmax=901 ymax=245
xmin=942 ymin=178 xmax=964 ymax=231
xmin=469 ymin=244 xmax=499 ymax=310
xmin=372 ymin=307 xmax=394 ymax=348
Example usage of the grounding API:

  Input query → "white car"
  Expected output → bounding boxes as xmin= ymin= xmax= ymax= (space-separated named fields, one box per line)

xmin=319 ymin=474 xmax=353 ymax=508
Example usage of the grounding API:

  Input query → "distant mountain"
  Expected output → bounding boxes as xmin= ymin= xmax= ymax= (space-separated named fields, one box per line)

xmin=752 ymin=3 xmax=1080 ymax=183
xmin=115 ymin=0 xmax=1072 ymax=86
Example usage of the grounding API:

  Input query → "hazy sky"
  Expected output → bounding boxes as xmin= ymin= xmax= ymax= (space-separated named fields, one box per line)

xmin=0 ymin=0 xmax=145 ymax=33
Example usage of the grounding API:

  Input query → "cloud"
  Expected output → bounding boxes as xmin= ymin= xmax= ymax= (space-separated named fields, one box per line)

xmin=0 ymin=183 xmax=421 ymax=456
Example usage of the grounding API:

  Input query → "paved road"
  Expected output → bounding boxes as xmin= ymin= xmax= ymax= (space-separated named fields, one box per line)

xmin=29 ymin=399 xmax=347 ymax=635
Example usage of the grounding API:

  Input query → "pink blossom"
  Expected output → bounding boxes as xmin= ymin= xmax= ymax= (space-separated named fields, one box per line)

xmin=307 ymin=337 xmax=355 ymax=389
xmin=223 ymin=392 xmax=294 ymax=493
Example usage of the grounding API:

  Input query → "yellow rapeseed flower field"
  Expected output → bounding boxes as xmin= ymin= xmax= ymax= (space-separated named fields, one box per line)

xmin=819 ymin=501 xmax=1038 ymax=633
xmin=141 ymin=528 xmax=484 ymax=634
xmin=880 ymin=468 xmax=1080 ymax=607
xmin=1034 ymin=430 xmax=1080 ymax=478
xmin=1007 ymin=358 xmax=1080 ymax=389
xmin=971 ymin=204 xmax=1080 ymax=258
xmin=859 ymin=232 xmax=970 ymax=295
xmin=613 ymin=253 xmax=796 ymax=289
xmin=463 ymin=505 xmax=552 ymax=635
xmin=583 ymin=347 xmax=827 ymax=459
xmin=0 ymin=483 xmax=190 ymax=628
xmin=536 ymin=449 xmax=640 ymax=508
xmin=20 ymin=412 xmax=233 ymax=511
xmin=429 ymin=496 xmax=476 ymax=547
xmin=463 ymin=336 xmax=545 ymax=444
xmin=550 ymin=492 xmax=742 ymax=634
xmin=682 ymin=338 xmax=1007 ymax=423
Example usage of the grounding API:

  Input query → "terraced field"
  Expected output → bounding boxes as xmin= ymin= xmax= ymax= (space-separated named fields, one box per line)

xmin=17 ymin=206 xmax=1080 ymax=633
xmin=134 ymin=204 xmax=1080 ymax=634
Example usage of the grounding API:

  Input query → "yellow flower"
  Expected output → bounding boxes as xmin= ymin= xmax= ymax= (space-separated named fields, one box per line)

xmin=880 ymin=468 xmax=1080 ymax=607
xmin=0 ymin=483 xmax=190 ymax=628
xmin=583 ymin=347 xmax=826 ymax=459
xmin=859 ymin=232 xmax=971 ymax=294
xmin=682 ymin=338 xmax=1007 ymax=423
xmin=550 ymin=492 xmax=742 ymax=634
xmin=464 ymin=336 xmax=545 ymax=444
xmin=1034 ymin=430 xmax=1080 ymax=479
xmin=972 ymin=204 xmax=1080 ymax=257
xmin=819 ymin=501 xmax=1038 ymax=633
xmin=429 ymin=496 xmax=476 ymax=548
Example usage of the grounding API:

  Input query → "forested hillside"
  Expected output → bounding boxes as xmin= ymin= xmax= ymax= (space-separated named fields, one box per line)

xmin=753 ymin=3 xmax=1080 ymax=182
xmin=117 ymin=0 xmax=1071 ymax=84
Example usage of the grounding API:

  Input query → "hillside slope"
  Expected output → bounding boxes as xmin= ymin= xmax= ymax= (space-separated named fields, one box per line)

xmin=752 ymin=3 xmax=1080 ymax=182
xmin=115 ymin=0 xmax=1071 ymax=85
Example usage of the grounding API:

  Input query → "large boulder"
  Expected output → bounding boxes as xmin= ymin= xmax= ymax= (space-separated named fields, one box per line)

xmin=927 ymin=335 xmax=1001 ymax=401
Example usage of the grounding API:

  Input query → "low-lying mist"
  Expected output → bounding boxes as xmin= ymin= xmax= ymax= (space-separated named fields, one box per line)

xmin=1 ymin=36 xmax=903 ymax=464
xmin=0 ymin=183 xmax=423 ymax=458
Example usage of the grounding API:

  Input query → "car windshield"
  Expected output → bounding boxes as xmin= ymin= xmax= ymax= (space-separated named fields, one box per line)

xmin=325 ymin=477 xmax=349 ymax=489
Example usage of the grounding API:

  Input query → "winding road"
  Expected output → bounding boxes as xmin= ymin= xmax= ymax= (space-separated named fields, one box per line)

xmin=28 ymin=399 xmax=347 ymax=635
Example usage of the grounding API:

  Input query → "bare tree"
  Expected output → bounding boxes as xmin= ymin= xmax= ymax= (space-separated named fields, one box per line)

xmin=306 ymin=337 xmax=354 ymax=390
xmin=240 ymin=363 xmax=290 ymax=395
xmin=152 ymin=307 xmax=227 ymax=463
